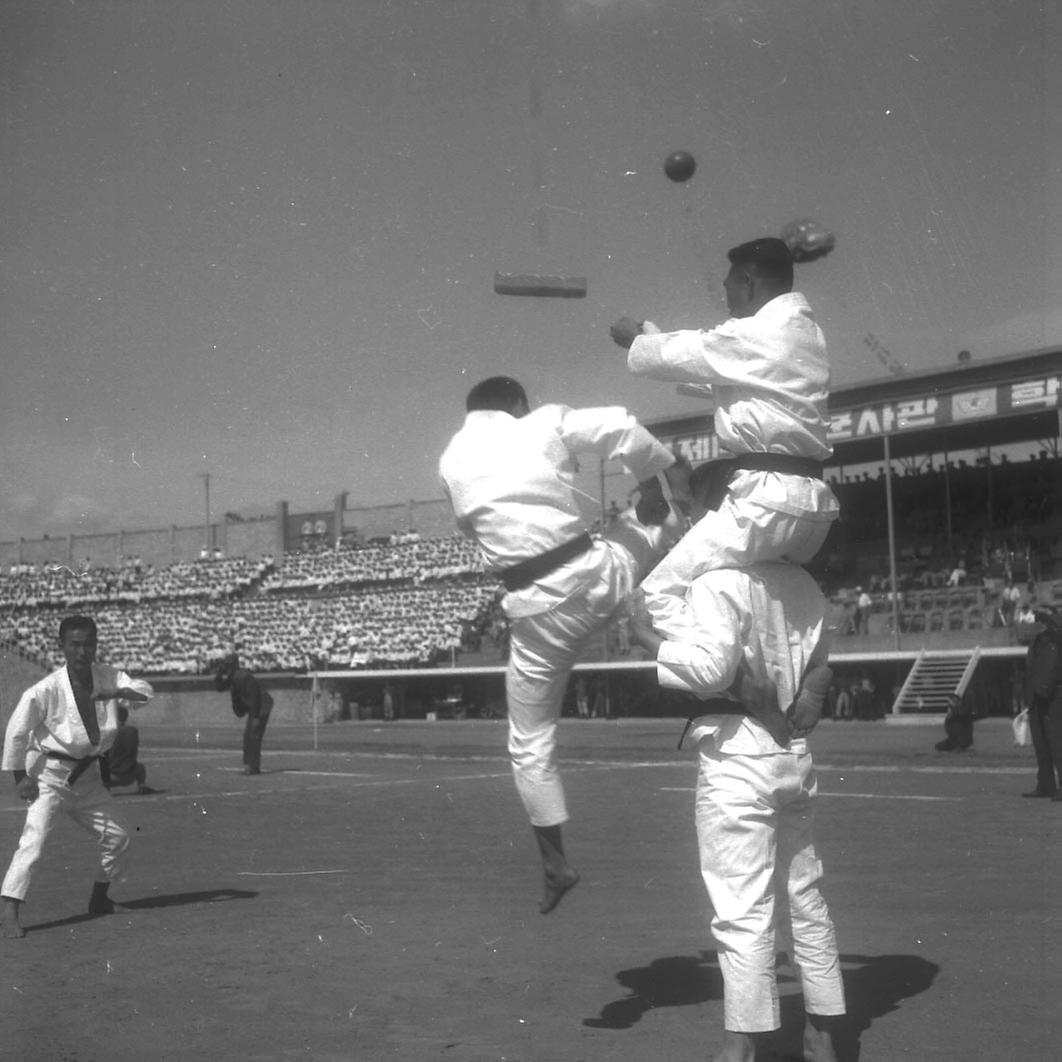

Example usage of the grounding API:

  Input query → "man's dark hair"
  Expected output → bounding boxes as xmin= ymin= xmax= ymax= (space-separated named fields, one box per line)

xmin=727 ymin=237 xmax=794 ymax=289
xmin=466 ymin=376 xmax=528 ymax=413
xmin=58 ymin=614 xmax=97 ymax=642
xmin=214 ymin=652 xmax=240 ymax=691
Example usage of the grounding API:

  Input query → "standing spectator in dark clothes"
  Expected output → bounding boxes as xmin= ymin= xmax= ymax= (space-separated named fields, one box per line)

xmin=215 ymin=653 xmax=273 ymax=775
xmin=105 ymin=706 xmax=150 ymax=792
xmin=1021 ymin=606 xmax=1062 ymax=800
xmin=854 ymin=676 xmax=878 ymax=720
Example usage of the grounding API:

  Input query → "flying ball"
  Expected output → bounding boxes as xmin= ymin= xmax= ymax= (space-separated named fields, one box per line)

xmin=663 ymin=150 xmax=697 ymax=183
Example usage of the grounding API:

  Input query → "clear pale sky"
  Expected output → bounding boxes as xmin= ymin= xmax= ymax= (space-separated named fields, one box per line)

xmin=1 ymin=0 xmax=1059 ymax=542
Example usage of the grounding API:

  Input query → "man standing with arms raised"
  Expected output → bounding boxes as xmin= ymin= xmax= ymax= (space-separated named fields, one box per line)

xmin=611 ymin=236 xmax=838 ymax=644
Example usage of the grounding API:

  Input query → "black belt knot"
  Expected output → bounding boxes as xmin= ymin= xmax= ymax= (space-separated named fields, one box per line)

xmin=499 ymin=532 xmax=595 ymax=592
xmin=676 ymin=698 xmax=748 ymax=749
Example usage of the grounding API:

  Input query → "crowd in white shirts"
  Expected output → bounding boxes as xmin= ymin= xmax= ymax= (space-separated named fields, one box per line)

xmin=0 ymin=537 xmax=497 ymax=675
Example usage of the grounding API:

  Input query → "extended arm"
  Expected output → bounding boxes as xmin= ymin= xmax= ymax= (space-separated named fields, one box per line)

xmin=93 ymin=674 xmax=154 ymax=706
xmin=557 ymin=406 xmax=674 ymax=483
xmin=627 ymin=321 xmax=747 ymax=388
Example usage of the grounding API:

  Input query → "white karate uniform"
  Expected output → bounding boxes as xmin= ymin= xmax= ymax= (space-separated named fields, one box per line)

xmin=655 ymin=561 xmax=845 ymax=1033
xmin=628 ymin=292 xmax=839 ymax=641
xmin=2 ymin=664 xmax=154 ymax=902
xmin=440 ymin=403 xmax=680 ymax=826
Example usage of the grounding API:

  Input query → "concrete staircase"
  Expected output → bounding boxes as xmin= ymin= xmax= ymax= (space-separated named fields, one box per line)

xmin=891 ymin=648 xmax=981 ymax=713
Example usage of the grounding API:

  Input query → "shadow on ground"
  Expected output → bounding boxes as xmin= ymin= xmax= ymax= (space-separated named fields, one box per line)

xmin=584 ymin=950 xmax=940 ymax=1061
xmin=24 ymin=888 xmax=258 ymax=934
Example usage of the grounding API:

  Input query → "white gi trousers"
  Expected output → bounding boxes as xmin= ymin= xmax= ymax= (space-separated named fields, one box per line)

xmin=2 ymin=760 xmax=131 ymax=902
xmin=506 ymin=512 xmax=677 ymax=827
xmin=643 ymin=474 xmax=835 ymax=642
xmin=696 ymin=742 xmax=845 ymax=1033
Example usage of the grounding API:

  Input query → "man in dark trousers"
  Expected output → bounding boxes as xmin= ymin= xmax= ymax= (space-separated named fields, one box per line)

xmin=215 ymin=653 xmax=272 ymax=775
xmin=105 ymin=705 xmax=151 ymax=792
xmin=1022 ymin=606 xmax=1062 ymax=800
xmin=935 ymin=693 xmax=974 ymax=752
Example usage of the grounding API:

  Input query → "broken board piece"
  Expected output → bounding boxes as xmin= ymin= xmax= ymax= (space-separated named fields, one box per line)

xmin=493 ymin=272 xmax=588 ymax=298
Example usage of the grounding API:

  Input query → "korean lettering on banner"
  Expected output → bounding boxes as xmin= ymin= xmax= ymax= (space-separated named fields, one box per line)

xmin=827 ymin=410 xmax=853 ymax=442
xmin=827 ymin=402 xmax=907 ymax=441
xmin=672 ymin=434 xmax=715 ymax=464
xmin=895 ymin=397 xmax=939 ymax=430
xmin=826 ymin=377 xmax=1057 ymax=443
xmin=828 ymin=394 xmax=955 ymax=441
xmin=1009 ymin=377 xmax=1061 ymax=409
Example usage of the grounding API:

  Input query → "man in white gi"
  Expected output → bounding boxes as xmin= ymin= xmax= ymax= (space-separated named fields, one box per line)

xmin=630 ymin=459 xmax=844 ymax=1062
xmin=610 ymin=236 xmax=838 ymax=644
xmin=1 ymin=614 xmax=153 ymax=938
xmin=439 ymin=376 xmax=687 ymax=914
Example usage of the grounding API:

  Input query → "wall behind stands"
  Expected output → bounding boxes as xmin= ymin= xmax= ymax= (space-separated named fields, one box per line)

xmin=349 ymin=498 xmax=454 ymax=542
xmin=0 ymin=497 xmax=457 ymax=570
xmin=117 ymin=673 xmax=316 ymax=728
xmin=0 ymin=516 xmax=279 ymax=571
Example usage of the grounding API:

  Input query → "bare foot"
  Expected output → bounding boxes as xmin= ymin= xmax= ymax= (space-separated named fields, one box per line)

xmin=803 ymin=1015 xmax=839 ymax=1062
xmin=1 ymin=898 xmax=25 ymax=938
xmin=712 ymin=1030 xmax=758 ymax=1062
xmin=539 ymin=868 xmax=579 ymax=914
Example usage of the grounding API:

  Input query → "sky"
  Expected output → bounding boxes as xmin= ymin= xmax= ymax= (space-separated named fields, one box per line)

xmin=1 ymin=0 xmax=1059 ymax=542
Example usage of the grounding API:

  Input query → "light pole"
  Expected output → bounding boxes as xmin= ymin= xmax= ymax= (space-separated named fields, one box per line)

xmin=198 ymin=472 xmax=211 ymax=552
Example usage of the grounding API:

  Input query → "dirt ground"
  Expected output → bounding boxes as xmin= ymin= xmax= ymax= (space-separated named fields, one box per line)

xmin=1 ymin=717 xmax=1060 ymax=1062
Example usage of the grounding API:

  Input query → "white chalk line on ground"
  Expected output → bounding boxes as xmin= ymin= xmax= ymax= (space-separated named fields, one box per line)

xmin=144 ymin=745 xmax=1032 ymax=776
xmin=237 ymin=869 xmax=351 ymax=877
xmin=658 ymin=787 xmax=962 ymax=802
xmin=0 ymin=753 xmax=1024 ymax=815
xmin=0 ymin=766 xmax=519 ymax=813
xmin=216 ymin=767 xmax=377 ymax=778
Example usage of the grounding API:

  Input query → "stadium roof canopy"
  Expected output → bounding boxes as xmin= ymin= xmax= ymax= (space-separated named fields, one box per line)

xmin=646 ymin=346 xmax=1062 ymax=467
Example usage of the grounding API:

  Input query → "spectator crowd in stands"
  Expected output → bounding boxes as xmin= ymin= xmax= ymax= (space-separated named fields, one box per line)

xmin=0 ymin=536 xmax=499 ymax=675
xmin=2 ymin=450 xmax=1060 ymax=675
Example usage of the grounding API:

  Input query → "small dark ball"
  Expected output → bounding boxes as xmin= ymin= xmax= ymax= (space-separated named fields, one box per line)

xmin=663 ymin=150 xmax=697 ymax=183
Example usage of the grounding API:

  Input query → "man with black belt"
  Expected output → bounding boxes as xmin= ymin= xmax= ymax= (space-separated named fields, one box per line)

xmin=1 ymin=615 xmax=153 ymax=938
xmin=629 ymin=459 xmax=843 ymax=1062
xmin=610 ymin=236 xmax=838 ymax=644
xmin=439 ymin=376 xmax=687 ymax=914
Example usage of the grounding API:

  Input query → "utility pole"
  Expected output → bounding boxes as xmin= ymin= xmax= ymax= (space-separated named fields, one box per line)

xmin=198 ymin=472 xmax=211 ymax=552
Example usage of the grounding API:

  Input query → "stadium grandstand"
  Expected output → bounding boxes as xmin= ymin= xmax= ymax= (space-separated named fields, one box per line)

xmin=1 ymin=347 xmax=1058 ymax=723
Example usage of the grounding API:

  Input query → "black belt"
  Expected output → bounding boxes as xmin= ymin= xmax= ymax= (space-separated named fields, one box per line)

xmin=46 ymin=751 xmax=108 ymax=788
xmin=676 ymin=698 xmax=747 ymax=749
xmin=731 ymin=453 xmax=824 ymax=480
xmin=499 ymin=533 xmax=595 ymax=592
